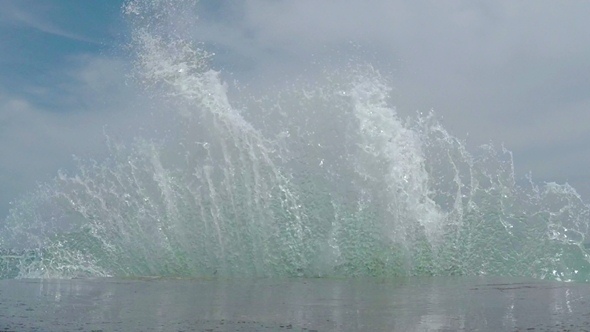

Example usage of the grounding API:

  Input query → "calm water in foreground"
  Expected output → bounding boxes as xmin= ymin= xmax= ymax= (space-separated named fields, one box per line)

xmin=1 ymin=276 xmax=590 ymax=331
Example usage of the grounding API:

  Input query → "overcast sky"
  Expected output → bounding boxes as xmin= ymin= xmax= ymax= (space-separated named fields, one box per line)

xmin=1 ymin=0 xmax=589 ymax=218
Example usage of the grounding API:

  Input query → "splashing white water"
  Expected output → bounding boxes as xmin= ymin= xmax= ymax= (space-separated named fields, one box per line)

xmin=1 ymin=0 xmax=589 ymax=281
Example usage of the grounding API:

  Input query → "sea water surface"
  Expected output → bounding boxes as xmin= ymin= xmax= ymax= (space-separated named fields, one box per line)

xmin=1 ymin=276 xmax=590 ymax=331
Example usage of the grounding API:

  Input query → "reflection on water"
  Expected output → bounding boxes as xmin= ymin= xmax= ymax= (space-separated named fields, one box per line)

xmin=1 ymin=277 xmax=589 ymax=331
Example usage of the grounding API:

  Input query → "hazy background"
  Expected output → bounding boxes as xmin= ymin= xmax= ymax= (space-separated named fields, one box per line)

xmin=1 ymin=0 xmax=589 ymax=218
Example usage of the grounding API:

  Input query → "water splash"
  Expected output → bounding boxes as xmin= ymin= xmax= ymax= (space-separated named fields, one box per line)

xmin=1 ymin=0 xmax=589 ymax=281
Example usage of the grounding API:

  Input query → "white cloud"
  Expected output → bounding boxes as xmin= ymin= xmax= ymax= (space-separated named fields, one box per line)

xmin=0 ymin=56 xmax=152 ymax=216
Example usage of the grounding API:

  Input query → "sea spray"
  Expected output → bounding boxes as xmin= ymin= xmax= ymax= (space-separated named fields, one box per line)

xmin=1 ymin=0 xmax=590 ymax=281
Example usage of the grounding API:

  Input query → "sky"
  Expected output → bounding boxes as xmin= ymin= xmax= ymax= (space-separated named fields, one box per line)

xmin=1 ymin=0 xmax=590 ymax=218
